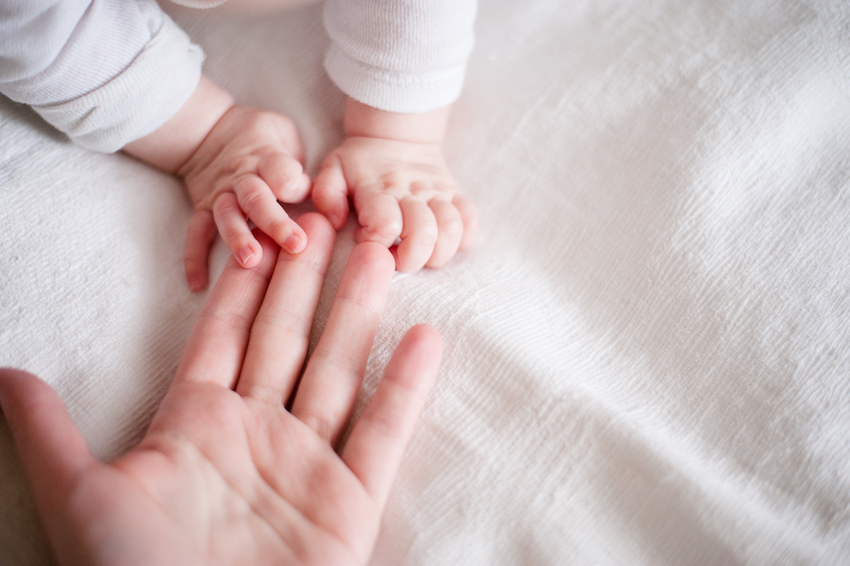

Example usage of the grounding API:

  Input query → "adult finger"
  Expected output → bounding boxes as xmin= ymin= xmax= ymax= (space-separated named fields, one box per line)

xmin=425 ymin=198 xmax=463 ymax=269
xmin=340 ymin=325 xmax=442 ymax=506
xmin=213 ymin=191 xmax=263 ymax=268
xmin=0 ymin=368 xmax=97 ymax=524
xmin=175 ymin=231 xmax=279 ymax=389
xmin=312 ymin=156 xmax=350 ymax=230
xmin=394 ymin=196 xmax=438 ymax=273
xmin=234 ymin=174 xmax=307 ymax=255
xmin=290 ymin=242 xmax=395 ymax=444
xmin=453 ymin=194 xmax=479 ymax=251
xmin=184 ymin=209 xmax=218 ymax=291
xmin=236 ymin=213 xmax=336 ymax=404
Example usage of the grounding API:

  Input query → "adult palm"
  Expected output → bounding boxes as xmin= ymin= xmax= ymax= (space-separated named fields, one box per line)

xmin=0 ymin=214 xmax=442 ymax=566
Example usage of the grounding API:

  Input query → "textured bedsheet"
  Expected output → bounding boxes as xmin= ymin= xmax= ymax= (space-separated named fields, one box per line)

xmin=3 ymin=1 xmax=850 ymax=564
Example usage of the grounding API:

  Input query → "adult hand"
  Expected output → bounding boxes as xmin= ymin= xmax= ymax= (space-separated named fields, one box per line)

xmin=0 ymin=213 xmax=442 ymax=566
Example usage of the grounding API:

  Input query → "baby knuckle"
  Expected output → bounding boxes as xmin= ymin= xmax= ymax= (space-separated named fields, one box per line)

xmin=370 ymin=222 xmax=402 ymax=242
xmin=443 ymin=215 xmax=464 ymax=239
xmin=238 ymin=185 xmax=266 ymax=210
xmin=419 ymin=225 xmax=439 ymax=246
xmin=225 ymin=232 xmax=249 ymax=251
xmin=214 ymin=195 xmax=239 ymax=216
xmin=265 ymin=218 xmax=290 ymax=239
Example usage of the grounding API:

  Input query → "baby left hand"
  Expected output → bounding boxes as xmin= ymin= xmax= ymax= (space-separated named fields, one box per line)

xmin=312 ymin=136 xmax=478 ymax=272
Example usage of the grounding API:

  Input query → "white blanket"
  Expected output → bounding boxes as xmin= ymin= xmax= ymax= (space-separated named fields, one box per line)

xmin=2 ymin=1 xmax=850 ymax=563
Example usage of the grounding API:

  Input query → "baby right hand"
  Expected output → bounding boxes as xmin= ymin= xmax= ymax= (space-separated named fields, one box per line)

xmin=178 ymin=106 xmax=311 ymax=291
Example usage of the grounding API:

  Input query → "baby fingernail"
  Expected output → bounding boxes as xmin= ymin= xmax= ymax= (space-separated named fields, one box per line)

xmin=239 ymin=247 xmax=255 ymax=266
xmin=285 ymin=233 xmax=304 ymax=254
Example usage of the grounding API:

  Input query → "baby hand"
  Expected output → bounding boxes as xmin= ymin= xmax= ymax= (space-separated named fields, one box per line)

xmin=312 ymin=100 xmax=478 ymax=272
xmin=179 ymin=106 xmax=311 ymax=290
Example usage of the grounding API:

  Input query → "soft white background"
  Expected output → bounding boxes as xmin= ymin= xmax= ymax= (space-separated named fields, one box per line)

xmin=2 ymin=0 xmax=850 ymax=563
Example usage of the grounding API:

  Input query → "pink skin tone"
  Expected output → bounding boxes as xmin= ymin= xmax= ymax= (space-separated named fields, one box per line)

xmin=0 ymin=213 xmax=443 ymax=566
xmin=314 ymin=98 xmax=479 ymax=273
xmin=123 ymin=75 xmax=478 ymax=290
xmin=124 ymin=76 xmax=310 ymax=292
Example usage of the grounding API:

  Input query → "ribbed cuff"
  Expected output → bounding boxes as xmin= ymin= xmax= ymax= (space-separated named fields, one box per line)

xmin=32 ymin=15 xmax=204 ymax=153
xmin=324 ymin=42 xmax=466 ymax=114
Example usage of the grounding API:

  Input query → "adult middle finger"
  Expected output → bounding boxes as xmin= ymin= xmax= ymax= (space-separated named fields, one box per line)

xmin=235 ymin=212 xmax=336 ymax=404
xmin=290 ymin=241 xmax=395 ymax=445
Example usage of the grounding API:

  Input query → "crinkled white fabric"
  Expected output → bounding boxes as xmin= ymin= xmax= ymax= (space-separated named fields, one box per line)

xmin=2 ymin=1 xmax=850 ymax=564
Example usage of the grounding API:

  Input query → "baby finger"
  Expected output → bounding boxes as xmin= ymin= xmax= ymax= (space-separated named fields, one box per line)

xmin=355 ymin=192 xmax=403 ymax=247
xmin=234 ymin=174 xmax=307 ymax=255
xmin=452 ymin=194 xmax=479 ymax=251
xmin=425 ymin=199 xmax=463 ymax=268
xmin=395 ymin=196 xmax=438 ymax=273
xmin=258 ymin=152 xmax=311 ymax=203
xmin=213 ymin=192 xmax=263 ymax=268
xmin=184 ymin=209 xmax=218 ymax=291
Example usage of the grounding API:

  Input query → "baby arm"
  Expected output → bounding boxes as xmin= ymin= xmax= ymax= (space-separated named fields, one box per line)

xmin=0 ymin=1 xmax=308 ymax=292
xmin=313 ymin=98 xmax=478 ymax=272
xmin=124 ymin=76 xmax=310 ymax=291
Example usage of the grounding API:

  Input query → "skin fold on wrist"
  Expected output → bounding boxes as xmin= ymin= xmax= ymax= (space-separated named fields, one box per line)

xmin=122 ymin=75 xmax=235 ymax=174
xmin=343 ymin=98 xmax=451 ymax=145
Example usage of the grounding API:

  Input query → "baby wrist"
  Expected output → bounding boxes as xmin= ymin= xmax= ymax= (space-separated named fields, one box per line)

xmin=123 ymin=75 xmax=235 ymax=174
xmin=343 ymin=98 xmax=450 ymax=145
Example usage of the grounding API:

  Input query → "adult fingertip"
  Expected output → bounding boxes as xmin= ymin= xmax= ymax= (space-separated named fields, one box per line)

xmin=404 ymin=324 xmax=443 ymax=354
xmin=295 ymin=212 xmax=336 ymax=246
xmin=383 ymin=325 xmax=442 ymax=393
xmin=352 ymin=241 xmax=396 ymax=276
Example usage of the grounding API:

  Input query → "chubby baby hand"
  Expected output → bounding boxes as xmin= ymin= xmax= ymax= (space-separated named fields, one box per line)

xmin=179 ymin=106 xmax=310 ymax=290
xmin=312 ymin=100 xmax=478 ymax=272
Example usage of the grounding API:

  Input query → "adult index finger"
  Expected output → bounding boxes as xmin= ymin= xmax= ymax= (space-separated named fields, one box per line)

xmin=174 ymin=230 xmax=279 ymax=390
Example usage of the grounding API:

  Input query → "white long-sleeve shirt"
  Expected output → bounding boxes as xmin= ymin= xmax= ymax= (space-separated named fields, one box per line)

xmin=0 ymin=0 xmax=476 ymax=152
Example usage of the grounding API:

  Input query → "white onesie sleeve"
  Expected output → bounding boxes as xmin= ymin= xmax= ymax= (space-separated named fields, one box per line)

xmin=323 ymin=0 xmax=477 ymax=113
xmin=0 ymin=0 xmax=204 ymax=152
